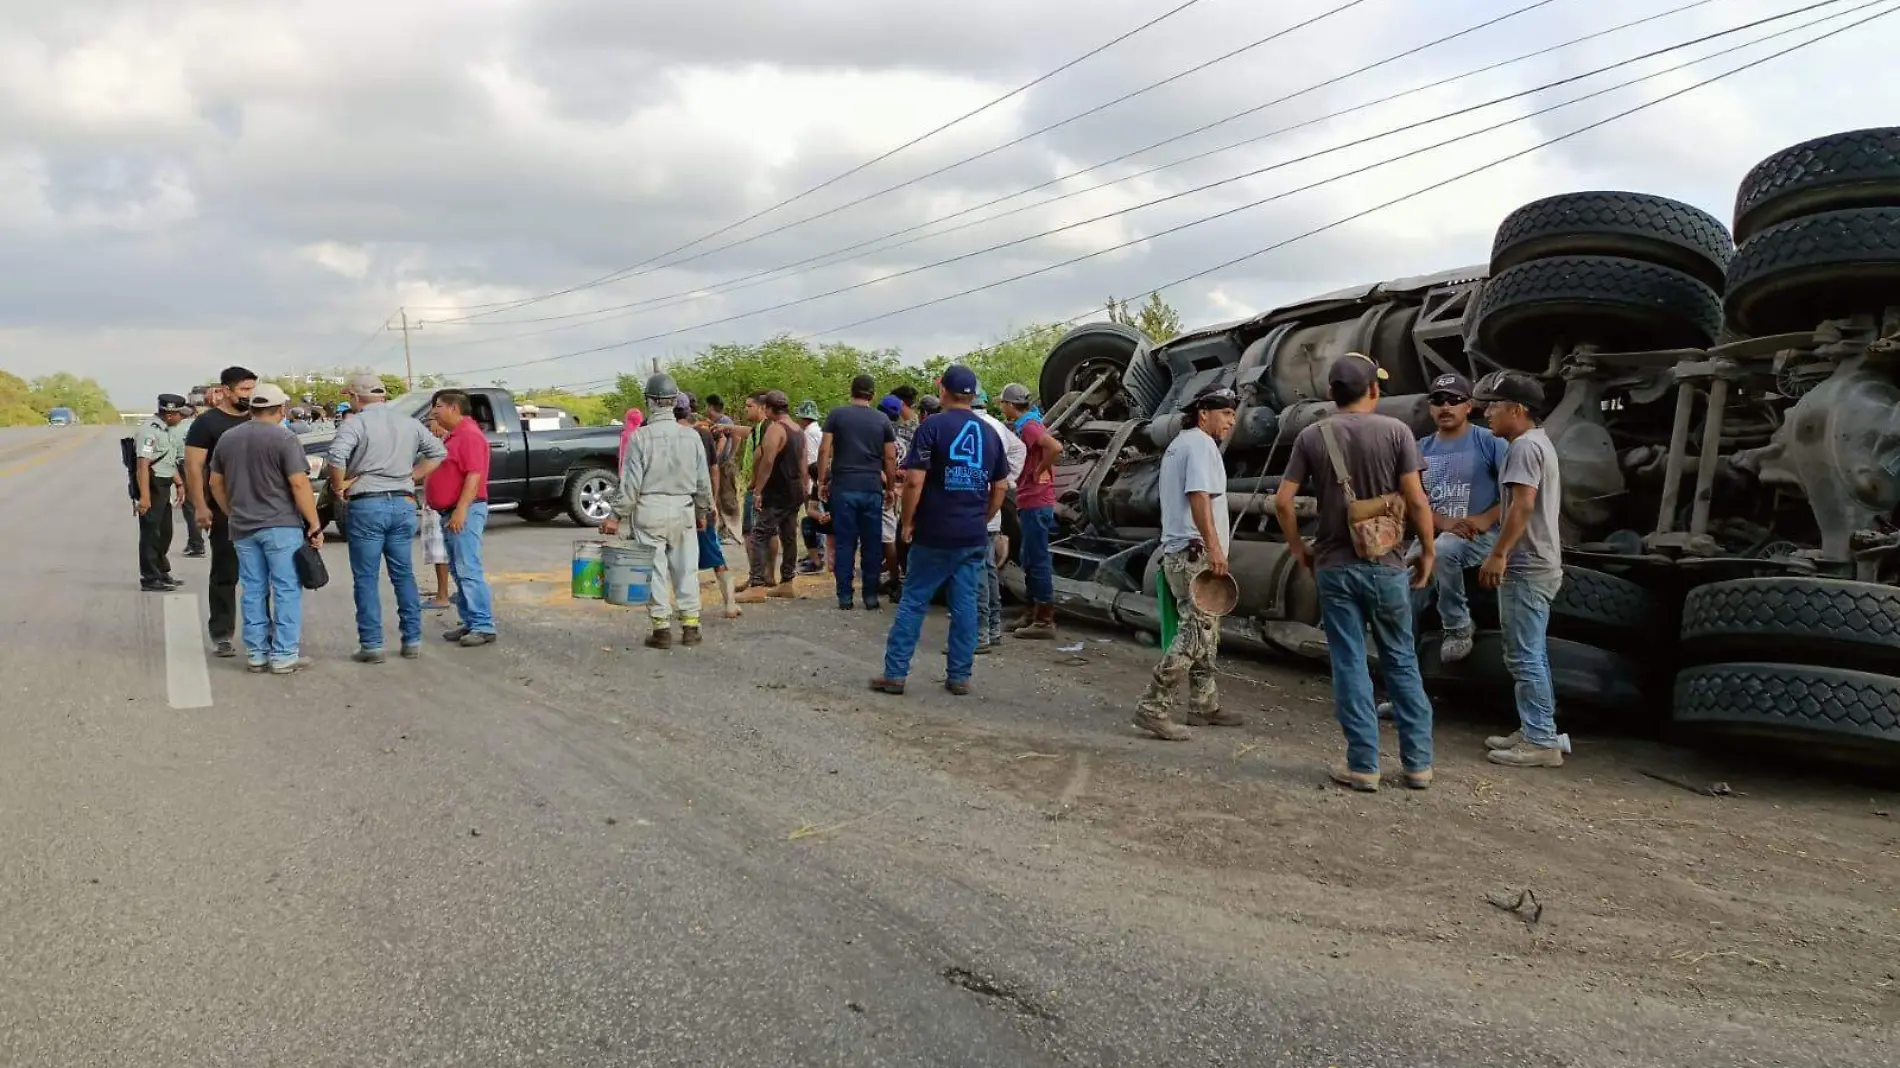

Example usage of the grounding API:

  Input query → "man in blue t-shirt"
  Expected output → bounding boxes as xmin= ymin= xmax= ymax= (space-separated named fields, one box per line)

xmin=871 ymin=364 xmax=1009 ymax=697
xmin=1412 ymin=372 xmax=1510 ymax=663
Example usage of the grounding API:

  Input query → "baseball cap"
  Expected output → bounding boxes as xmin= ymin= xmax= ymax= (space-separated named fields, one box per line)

xmin=878 ymin=394 xmax=903 ymax=419
xmin=1328 ymin=351 xmax=1390 ymax=394
xmin=1471 ymin=369 xmax=1545 ymax=409
xmin=998 ymin=382 xmax=1032 ymax=406
xmin=940 ymin=364 xmax=978 ymax=396
xmin=849 ymin=374 xmax=876 ymax=399
xmin=1429 ymin=372 xmax=1473 ymax=401
xmin=761 ymin=389 xmax=790 ymax=410
xmin=249 ymin=383 xmax=290 ymax=409
xmin=919 ymin=395 xmax=943 ymax=413
xmin=157 ymin=393 xmax=191 ymax=414
xmin=675 ymin=391 xmax=695 ymax=415
xmin=348 ymin=373 xmax=387 ymax=397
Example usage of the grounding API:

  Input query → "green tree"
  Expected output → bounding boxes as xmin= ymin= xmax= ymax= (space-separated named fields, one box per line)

xmin=0 ymin=371 xmax=41 ymax=426
xmin=922 ymin=322 xmax=1072 ymax=406
xmin=28 ymin=372 xmax=117 ymax=424
xmin=517 ymin=389 xmax=609 ymax=426
xmin=1106 ymin=291 xmax=1183 ymax=344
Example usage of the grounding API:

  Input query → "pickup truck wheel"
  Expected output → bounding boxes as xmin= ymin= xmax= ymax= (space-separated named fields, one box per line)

xmin=1733 ymin=127 xmax=1900 ymax=242
xmin=565 ymin=467 xmax=619 ymax=528
xmin=1721 ymin=207 xmax=1900 ymax=335
xmin=1469 ymin=255 xmax=1723 ymax=365
xmin=1490 ymin=191 xmax=1732 ymax=289
xmin=1679 ymin=576 xmax=1900 ymax=672
xmin=1674 ymin=663 xmax=1900 ymax=761
xmin=518 ymin=502 xmax=562 ymax=524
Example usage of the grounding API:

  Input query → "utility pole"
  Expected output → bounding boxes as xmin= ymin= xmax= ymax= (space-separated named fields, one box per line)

xmin=389 ymin=308 xmax=417 ymax=391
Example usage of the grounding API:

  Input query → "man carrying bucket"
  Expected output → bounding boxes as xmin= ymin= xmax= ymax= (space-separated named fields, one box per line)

xmin=601 ymin=372 xmax=713 ymax=649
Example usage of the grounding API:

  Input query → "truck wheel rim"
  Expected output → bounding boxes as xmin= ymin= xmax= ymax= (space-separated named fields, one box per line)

xmin=579 ymin=476 xmax=614 ymax=522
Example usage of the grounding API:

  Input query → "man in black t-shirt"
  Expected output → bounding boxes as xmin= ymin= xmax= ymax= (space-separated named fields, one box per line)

xmin=184 ymin=365 xmax=260 ymax=658
xmin=817 ymin=374 xmax=898 ymax=610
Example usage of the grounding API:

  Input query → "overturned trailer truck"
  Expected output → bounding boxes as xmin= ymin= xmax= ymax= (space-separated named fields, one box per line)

xmin=1006 ymin=127 xmax=1900 ymax=763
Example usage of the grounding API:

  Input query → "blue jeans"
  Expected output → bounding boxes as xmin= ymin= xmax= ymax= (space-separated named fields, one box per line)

xmin=1407 ymin=528 xmax=1497 ymax=634
xmin=345 ymin=495 xmax=422 ymax=651
xmin=882 ymin=543 xmax=986 ymax=684
xmin=1499 ymin=569 xmax=1564 ymax=746
xmin=830 ymin=489 xmax=885 ymax=605
xmin=1317 ymin=562 xmax=1435 ymax=774
xmin=442 ymin=502 xmax=495 ymax=635
xmin=234 ymin=526 xmax=304 ymax=667
xmin=1018 ymin=505 xmax=1056 ymax=604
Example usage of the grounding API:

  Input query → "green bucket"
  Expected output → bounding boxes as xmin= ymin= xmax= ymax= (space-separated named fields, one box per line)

xmin=572 ymin=539 xmax=606 ymax=599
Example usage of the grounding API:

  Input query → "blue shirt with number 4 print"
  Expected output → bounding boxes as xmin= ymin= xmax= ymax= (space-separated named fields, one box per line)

xmin=903 ymin=408 xmax=1008 ymax=549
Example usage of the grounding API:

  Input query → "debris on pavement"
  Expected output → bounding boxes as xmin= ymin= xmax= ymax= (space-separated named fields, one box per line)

xmin=1486 ymin=888 xmax=1543 ymax=927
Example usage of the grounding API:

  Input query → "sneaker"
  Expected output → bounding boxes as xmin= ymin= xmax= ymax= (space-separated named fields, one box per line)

xmin=161 ymin=575 xmax=185 ymax=589
xmin=680 ymin=625 xmax=702 ymax=646
xmin=1484 ymin=728 xmax=1526 ymax=751
xmin=442 ymin=626 xmax=470 ymax=643
xmin=1488 ymin=743 xmax=1563 ymax=768
xmin=213 ymin=640 xmax=237 ymax=659
xmin=837 ymin=600 xmax=855 ymax=611
xmin=797 ymin=559 xmax=822 ymax=575
xmin=1376 ymin=700 xmax=1395 ymax=721
xmin=458 ymin=632 xmax=496 ymax=648
xmin=1330 ymin=765 xmax=1380 ymax=792
xmin=974 ymin=639 xmax=993 ymax=656
xmin=1399 ymin=767 xmax=1434 ymax=790
xmin=422 ymin=598 xmax=452 ymax=612
xmin=247 ymin=661 xmax=268 ymax=674
xmin=862 ymin=598 xmax=882 ymax=611
xmin=183 ymin=547 xmax=207 ymax=559
xmin=769 ymin=582 xmax=798 ymax=600
xmin=1439 ymin=627 xmax=1475 ymax=664
xmin=140 ymin=580 xmax=171 ymax=593
xmin=944 ymin=679 xmax=971 ymax=696
xmin=869 ymin=676 xmax=906 ymax=695
xmin=1133 ymin=711 xmax=1192 ymax=741
xmin=1181 ymin=708 xmax=1244 ymax=727
xmin=352 ymin=648 xmax=387 ymax=664
xmin=400 ymin=644 xmax=422 ymax=660
xmin=269 ymin=657 xmax=315 ymax=675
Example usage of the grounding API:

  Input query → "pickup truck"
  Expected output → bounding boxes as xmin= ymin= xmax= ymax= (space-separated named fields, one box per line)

xmin=47 ymin=407 xmax=75 ymax=427
xmin=300 ymin=387 xmax=624 ymax=533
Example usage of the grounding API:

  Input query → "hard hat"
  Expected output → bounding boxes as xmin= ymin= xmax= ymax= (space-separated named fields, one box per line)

xmin=643 ymin=371 xmax=679 ymax=400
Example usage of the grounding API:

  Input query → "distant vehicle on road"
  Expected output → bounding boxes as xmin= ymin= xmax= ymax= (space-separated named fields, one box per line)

xmin=300 ymin=386 xmax=625 ymax=535
xmin=47 ymin=407 xmax=75 ymax=427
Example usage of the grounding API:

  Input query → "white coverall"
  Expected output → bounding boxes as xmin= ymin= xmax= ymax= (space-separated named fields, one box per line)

xmin=616 ymin=408 xmax=714 ymax=627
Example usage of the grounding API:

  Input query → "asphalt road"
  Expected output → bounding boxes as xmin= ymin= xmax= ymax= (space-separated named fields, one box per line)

xmin=1 ymin=430 xmax=1887 ymax=1067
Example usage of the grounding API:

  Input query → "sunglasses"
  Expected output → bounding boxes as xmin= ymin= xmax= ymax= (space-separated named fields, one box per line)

xmin=1428 ymin=393 xmax=1469 ymax=407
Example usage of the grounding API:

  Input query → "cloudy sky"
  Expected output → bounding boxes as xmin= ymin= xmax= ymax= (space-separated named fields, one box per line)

xmin=2 ymin=0 xmax=1895 ymax=406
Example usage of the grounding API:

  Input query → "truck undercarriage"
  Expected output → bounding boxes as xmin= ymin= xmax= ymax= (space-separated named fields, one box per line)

xmin=1005 ymin=126 xmax=1900 ymax=767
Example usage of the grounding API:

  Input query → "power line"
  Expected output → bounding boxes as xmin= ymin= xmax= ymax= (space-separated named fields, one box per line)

xmin=424 ymin=0 xmax=1380 ymax=325
xmin=423 ymin=0 xmax=1765 ymax=343
xmin=443 ymin=0 xmax=1868 ymax=381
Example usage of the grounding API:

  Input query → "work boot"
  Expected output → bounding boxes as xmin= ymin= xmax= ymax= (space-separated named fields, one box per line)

xmin=1181 ymin=707 xmax=1244 ymax=727
xmin=1014 ymin=604 xmax=1057 ymax=640
xmin=736 ymin=585 xmax=770 ymax=605
xmin=459 ymin=632 xmax=496 ymax=648
xmin=442 ymin=626 xmax=471 ymax=643
xmin=1487 ymin=742 xmax=1563 ymax=768
xmin=352 ymin=648 xmax=387 ymax=664
xmin=680 ymin=624 xmax=702 ymax=646
xmin=1484 ymin=728 xmax=1526 ymax=751
xmin=944 ymin=679 xmax=971 ymax=696
xmin=1133 ymin=709 xmax=1191 ymax=741
xmin=1439 ymin=626 xmax=1475 ymax=664
xmin=1004 ymin=607 xmax=1034 ymax=633
xmin=869 ymin=676 xmax=906 ymax=695
xmin=269 ymin=656 xmax=316 ymax=675
xmin=644 ymin=627 xmax=673 ymax=650
xmin=769 ymin=582 xmax=798 ymax=599
xmin=401 ymin=644 xmax=422 ymax=660
xmin=1330 ymin=765 xmax=1380 ymax=792
xmin=1398 ymin=767 xmax=1434 ymax=790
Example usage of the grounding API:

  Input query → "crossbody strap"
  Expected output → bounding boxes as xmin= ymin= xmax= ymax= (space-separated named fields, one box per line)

xmin=1317 ymin=420 xmax=1360 ymax=504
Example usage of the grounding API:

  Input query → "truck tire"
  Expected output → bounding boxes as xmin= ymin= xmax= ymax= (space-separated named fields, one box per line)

xmin=1721 ymin=207 xmax=1900 ymax=336
xmin=1469 ymin=255 xmax=1722 ymax=365
xmin=1732 ymin=127 xmax=1900 ymax=243
xmin=1490 ymin=191 xmax=1732 ymax=290
xmin=564 ymin=466 xmax=619 ymax=528
xmin=1679 ymin=576 xmax=1900 ymax=671
xmin=1466 ymin=563 xmax=1657 ymax=653
xmin=1674 ymin=663 xmax=1900 ymax=754
xmin=1418 ymin=631 xmax=1649 ymax=717
xmin=1039 ymin=322 xmax=1144 ymax=416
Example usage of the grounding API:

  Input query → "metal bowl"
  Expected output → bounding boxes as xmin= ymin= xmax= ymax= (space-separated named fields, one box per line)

xmin=1190 ymin=570 xmax=1239 ymax=616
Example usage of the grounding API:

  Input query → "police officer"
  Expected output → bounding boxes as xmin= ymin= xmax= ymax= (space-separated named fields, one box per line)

xmin=177 ymin=388 xmax=211 ymax=557
xmin=136 ymin=394 xmax=194 ymax=591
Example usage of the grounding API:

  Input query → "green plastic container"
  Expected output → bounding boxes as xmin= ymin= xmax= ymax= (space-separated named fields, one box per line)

xmin=572 ymin=539 xmax=606 ymax=599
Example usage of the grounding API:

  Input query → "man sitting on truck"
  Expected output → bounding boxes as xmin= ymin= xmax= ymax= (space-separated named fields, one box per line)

xmin=1412 ymin=372 xmax=1509 ymax=664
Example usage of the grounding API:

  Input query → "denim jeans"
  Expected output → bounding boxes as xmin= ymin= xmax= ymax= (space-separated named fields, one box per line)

xmin=1316 ymin=561 xmax=1435 ymax=774
xmin=1407 ymin=528 xmax=1497 ymax=634
xmin=346 ymin=495 xmax=422 ymax=651
xmin=442 ymin=502 xmax=495 ymax=635
xmin=1498 ymin=569 xmax=1565 ymax=746
xmin=234 ymin=526 xmax=304 ymax=667
xmin=882 ymin=543 xmax=986 ymax=684
xmin=830 ymin=489 xmax=885 ymax=605
xmin=1017 ymin=505 xmax=1056 ymax=604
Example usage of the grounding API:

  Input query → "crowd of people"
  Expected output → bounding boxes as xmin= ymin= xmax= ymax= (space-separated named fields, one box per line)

xmin=136 ymin=351 xmax=1568 ymax=788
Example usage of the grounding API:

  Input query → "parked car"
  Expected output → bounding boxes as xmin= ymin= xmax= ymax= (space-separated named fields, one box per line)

xmin=300 ymin=387 xmax=624 ymax=534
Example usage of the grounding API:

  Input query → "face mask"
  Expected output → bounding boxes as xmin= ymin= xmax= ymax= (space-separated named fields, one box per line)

xmin=232 ymin=396 xmax=251 ymax=412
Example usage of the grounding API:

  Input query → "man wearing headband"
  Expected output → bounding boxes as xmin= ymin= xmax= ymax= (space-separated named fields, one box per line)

xmin=1133 ymin=383 xmax=1241 ymax=742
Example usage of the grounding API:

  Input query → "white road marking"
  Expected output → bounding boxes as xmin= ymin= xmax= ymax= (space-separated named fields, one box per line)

xmin=163 ymin=593 xmax=214 ymax=709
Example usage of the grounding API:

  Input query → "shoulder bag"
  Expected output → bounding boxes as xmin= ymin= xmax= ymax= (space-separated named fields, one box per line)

xmin=1318 ymin=419 xmax=1407 ymax=560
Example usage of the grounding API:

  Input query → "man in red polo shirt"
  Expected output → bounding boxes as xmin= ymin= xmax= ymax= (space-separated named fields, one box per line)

xmin=427 ymin=390 xmax=496 ymax=647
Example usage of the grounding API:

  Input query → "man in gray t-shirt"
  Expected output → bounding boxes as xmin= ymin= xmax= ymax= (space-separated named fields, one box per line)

xmin=1474 ymin=370 xmax=1567 ymax=769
